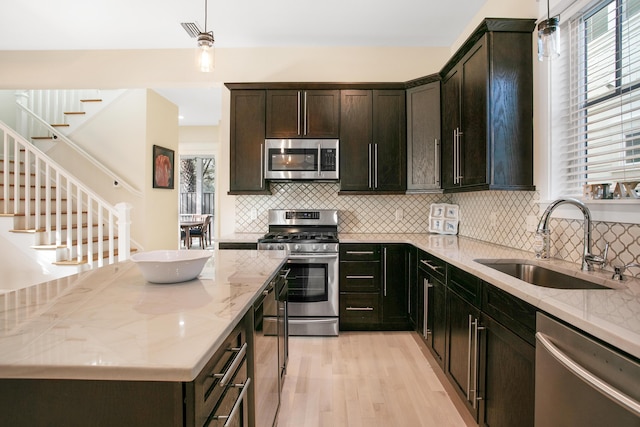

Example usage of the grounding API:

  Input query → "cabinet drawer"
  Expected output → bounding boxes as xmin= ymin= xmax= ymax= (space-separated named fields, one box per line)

xmin=482 ymin=282 xmax=536 ymax=345
xmin=187 ymin=320 xmax=247 ymax=426
xmin=417 ymin=250 xmax=446 ymax=282
xmin=447 ymin=264 xmax=481 ymax=307
xmin=340 ymin=261 xmax=380 ymax=292
xmin=340 ymin=293 xmax=380 ymax=326
xmin=340 ymin=244 xmax=381 ymax=261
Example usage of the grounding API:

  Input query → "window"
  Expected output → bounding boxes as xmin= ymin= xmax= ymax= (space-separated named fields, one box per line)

xmin=179 ymin=156 xmax=215 ymax=216
xmin=552 ymin=0 xmax=640 ymax=197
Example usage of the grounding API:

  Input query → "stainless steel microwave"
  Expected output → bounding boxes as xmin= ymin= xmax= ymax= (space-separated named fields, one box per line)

xmin=264 ymin=139 xmax=339 ymax=181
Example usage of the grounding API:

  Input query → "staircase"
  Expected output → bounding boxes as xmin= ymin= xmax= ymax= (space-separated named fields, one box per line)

xmin=0 ymin=120 xmax=132 ymax=281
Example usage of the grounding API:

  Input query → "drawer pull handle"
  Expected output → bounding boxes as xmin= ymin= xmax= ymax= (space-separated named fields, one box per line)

xmin=345 ymin=275 xmax=375 ymax=279
xmin=420 ymin=259 xmax=442 ymax=272
xmin=210 ymin=377 xmax=251 ymax=427
xmin=346 ymin=306 xmax=374 ymax=311
xmin=210 ymin=342 xmax=247 ymax=387
xmin=346 ymin=251 xmax=375 ymax=255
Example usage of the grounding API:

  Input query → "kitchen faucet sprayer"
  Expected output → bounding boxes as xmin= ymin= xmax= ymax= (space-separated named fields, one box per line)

xmin=534 ymin=198 xmax=608 ymax=271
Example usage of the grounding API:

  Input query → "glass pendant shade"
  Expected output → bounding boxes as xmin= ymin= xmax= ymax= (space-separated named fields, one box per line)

xmin=197 ymin=33 xmax=214 ymax=73
xmin=538 ymin=17 xmax=560 ymax=61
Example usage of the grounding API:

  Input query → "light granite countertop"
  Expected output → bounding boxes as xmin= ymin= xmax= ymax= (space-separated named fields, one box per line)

xmin=0 ymin=249 xmax=287 ymax=382
xmin=218 ymin=232 xmax=640 ymax=358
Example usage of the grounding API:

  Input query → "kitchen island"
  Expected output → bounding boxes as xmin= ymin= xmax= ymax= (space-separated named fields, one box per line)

xmin=0 ymin=249 xmax=287 ymax=426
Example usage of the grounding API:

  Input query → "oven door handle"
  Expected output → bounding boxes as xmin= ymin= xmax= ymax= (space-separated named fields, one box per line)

xmin=287 ymin=253 xmax=339 ymax=259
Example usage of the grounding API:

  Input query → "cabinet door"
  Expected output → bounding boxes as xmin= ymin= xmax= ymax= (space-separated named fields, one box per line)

xmin=266 ymin=89 xmax=339 ymax=138
xmin=441 ymin=68 xmax=460 ymax=190
xmin=373 ymin=90 xmax=406 ymax=192
xmin=229 ymin=90 xmax=268 ymax=194
xmin=266 ymin=90 xmax=300 ymax=138
xmin=407 ymin=82 xmax=441 ymax=191
xmin=479 ymin=314 xmax=535 ymax=427
xmin=340 ymin=90 xmax=373 ymax=191
xmin=381 ymin=244 xmax=409 ymax=328
xmin=459 ymin=39 xmax=488 ymax=188
xmin=304 ymin=90 xmax=340 ymax=138
xmin=446 ymin=288 xmax=481 ymax=421
xmin=425 ymin=273 xmax=447 ymax=368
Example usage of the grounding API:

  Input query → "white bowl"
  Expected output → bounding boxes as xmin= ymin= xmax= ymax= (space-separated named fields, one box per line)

xmin=130 ymin=250 xmax=212 ymax=284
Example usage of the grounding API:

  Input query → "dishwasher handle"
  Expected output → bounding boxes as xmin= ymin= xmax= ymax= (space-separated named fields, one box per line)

xmin=536 ymin=332 xmax=640 ymax=417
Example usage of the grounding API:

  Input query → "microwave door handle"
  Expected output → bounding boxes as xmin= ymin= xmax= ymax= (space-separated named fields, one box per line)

xmin=261 ymin=142 xmax=265 ymax=188
xmin=318 ymin=144 xmax=322 ymax=178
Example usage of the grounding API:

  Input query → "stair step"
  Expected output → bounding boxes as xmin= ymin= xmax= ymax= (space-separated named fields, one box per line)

xmin=51 ymin=124 xmax=70 ymax=127
xmin=11 ymin=222 xmax=98 ymax=233
xmin=54 ymin=248 xmax=136 ymax=266
xmin=80 ymin=99 xmax=102 ymax=103
xmin=63 ymin=112 xmax=86 ymax=115
xmin=32 ymin=235 xmax=115 ymax=250
xmin=31 ymin=136 xmax=55 ymax=140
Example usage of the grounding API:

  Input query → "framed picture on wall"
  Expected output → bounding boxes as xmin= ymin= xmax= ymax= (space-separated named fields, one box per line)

xmin=152 ymin=145 xmax=174 ymax=189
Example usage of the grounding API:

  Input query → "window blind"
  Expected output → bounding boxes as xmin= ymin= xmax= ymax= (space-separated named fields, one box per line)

xmin=553 ymin=0 xmax=640 ymax=197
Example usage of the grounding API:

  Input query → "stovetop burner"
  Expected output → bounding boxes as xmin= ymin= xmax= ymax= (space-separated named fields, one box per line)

xmin=260 ymin=231 xmax=338 ymax=244
xmin=258 ymin=209 xmax=339 ymax=252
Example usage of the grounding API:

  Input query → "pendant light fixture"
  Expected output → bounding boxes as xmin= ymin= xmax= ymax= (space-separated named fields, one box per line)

xmin=180 ymin=0 xmax=215 ymax=72
xmin=538 ymin=0 xmax=560 ymax=61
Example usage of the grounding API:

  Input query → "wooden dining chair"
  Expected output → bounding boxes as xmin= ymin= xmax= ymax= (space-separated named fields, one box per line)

xmin=189 ymin=215 xmax=212 ymax=248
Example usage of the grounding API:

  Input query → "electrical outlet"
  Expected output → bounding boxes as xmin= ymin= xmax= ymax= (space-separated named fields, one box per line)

xmin=489 ymin=212 xmax=497 ymax=228
xmin=395 ymin=208 xmax=403 ymax=221
xmin=250 ymin=208 xmax=258 ymax=221
xmin=526 ymin=215 xmax=538 ymax=233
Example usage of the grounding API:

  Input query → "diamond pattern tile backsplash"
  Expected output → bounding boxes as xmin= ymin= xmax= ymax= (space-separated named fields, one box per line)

xmin=235 ymin=184 xmax=640 ymax=277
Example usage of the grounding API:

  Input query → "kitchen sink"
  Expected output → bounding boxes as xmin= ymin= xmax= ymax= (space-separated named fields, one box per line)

xmin=475 ymin=259 xmax=612 ymax=290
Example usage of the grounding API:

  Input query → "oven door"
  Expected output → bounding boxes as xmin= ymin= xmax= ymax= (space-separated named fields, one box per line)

xmin=285 ymin=253 xmax=339 ymax=318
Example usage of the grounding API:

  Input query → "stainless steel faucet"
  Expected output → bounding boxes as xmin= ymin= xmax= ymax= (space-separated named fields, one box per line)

xmin=535 ymin=198 xmax=608 ymax=271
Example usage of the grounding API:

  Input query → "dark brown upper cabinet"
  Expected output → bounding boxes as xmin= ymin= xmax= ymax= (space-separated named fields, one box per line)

xmin=228 ymin=90 xmax=269 ymax=194
xmin=265 ymin=89 xmax=340 ymax=138
xmin=406 ymin=77 xmax=441 ymax=193
xmin=440 ymin=18 xmax=536 ymax=193
xmin=340 ymin=89 xmax=406 ymax=194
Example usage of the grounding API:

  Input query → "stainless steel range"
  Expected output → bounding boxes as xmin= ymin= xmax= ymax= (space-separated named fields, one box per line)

xmin=258 ymin=209 xmax=339 ymax=336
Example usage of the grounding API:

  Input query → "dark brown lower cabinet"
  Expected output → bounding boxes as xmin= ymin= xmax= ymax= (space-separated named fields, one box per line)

xmin=446 ymin=287 xmax=482 ymax=421
xmin=479 ymin=314 xmax=535 ymax=427
xmin=420 ymin=267 xmax=447 ymax=368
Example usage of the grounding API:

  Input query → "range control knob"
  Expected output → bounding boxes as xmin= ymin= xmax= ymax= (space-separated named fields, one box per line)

xmin=277 ymin=244 xmax=285 ymax=251
xmin=294 ymin=244 xmax=301 ymax=251
xmin=312 ymin=244 xmax=318 ymax=251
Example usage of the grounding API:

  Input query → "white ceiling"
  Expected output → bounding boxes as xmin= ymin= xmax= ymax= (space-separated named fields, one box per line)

xmin=0 ymin=0 xmax=488 ymax=125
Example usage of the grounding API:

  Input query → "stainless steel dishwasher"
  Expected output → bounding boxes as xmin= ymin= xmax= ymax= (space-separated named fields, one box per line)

xmin=535 ymin=313 xmax=640 ymax=426
xmin=252 ymin=275 xmax=281 ymax=427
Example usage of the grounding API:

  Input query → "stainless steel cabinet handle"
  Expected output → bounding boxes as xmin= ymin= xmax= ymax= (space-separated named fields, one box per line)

xmin=424 ymin=278 xmax=433 ymax=338
xmin=260 ymin=143 xmax=265 ymax=189
xmin=420 ymin=259 xmax=442 ymax=272
xmin=383 ymin=247 xmax=388 ymax=297
xmin=317 ymin=145 xmax=322 ymax=177
xmin=374 ymin=143 xmax=379 ymax=189
xmin=408 ymin=252 xmax=412 ymax=313
xmin=346 ymin=250 xmax=374 ymax=255
xmin=471 ymin=319 xmax=485 ymax=408
xmin=211 ymin=342 xmax=248 ymax=387
xmin=434 ymin=138 xmax=440 ymax=186
xmin=457 ymin=129 xmax=464 ymax=183
xmin=346 ymin=275 xmax=375 ymax=279
xmin=453 ymin=129 xmax=458 ymax=185
xmin=368 ymin=144 xmax=373 ymax=189
xmin=211 ymin=377 xmax=251 ymax=427
xmin=297 ymin=91 xmax=301 ymax=135
xmin=466 ymin=314 xmax=473 ymax=401
xmin=536 ymin=332 xmax=640 ymax=416
xmin=346 ymin=307 xmax=374 ymax=311
xmin=303 ymin=91 xmax=308 ymax=136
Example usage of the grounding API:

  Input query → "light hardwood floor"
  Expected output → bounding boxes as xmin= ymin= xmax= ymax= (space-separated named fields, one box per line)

xmin=277 ymin=331 xmax=474 ymax=427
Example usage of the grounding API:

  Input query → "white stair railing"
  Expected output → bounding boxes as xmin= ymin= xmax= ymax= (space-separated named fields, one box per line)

xmin=1 ymin=120 xmax=131 ymax=267
xmin=15 ymin=102 xmax=142 ymax=198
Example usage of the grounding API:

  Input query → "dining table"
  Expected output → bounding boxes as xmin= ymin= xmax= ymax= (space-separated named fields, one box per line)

xmin=179 ymin=220 xmax=205 ymax=249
